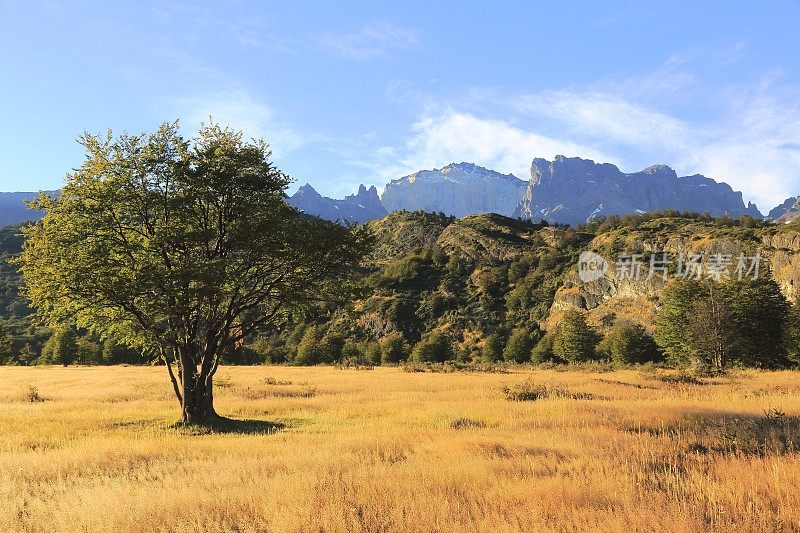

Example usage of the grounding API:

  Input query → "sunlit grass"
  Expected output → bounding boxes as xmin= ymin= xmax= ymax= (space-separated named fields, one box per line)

xmin=1 ymin=365 xmax=800 ymax=532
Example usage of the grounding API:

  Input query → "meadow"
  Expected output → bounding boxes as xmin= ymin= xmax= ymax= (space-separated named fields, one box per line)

xmin=2 ymin=365 xmax=800 ymax=532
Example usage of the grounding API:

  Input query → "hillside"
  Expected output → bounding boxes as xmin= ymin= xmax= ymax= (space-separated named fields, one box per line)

xmin=256 ymin=210 xmax=800 ymax=364
xmin=2 ymin=210 xmax=800 ymax=365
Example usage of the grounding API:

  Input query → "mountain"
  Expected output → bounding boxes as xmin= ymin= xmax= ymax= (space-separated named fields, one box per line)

xmin=287 ymin=183 xmax=386 ymax=223
xmin=513 ymin=156 xmax=763 ymax=225
xmin=1 ymin=159 xmax=792 ymax=228
xmin=0 ymin=192 xmax=52 ymax=227
xmin=779 ymin=198 xmax=800 ymax=223
xmin=381 ymin=163 xmax=526 ymax=218
xmin=769 ymin=196 xmax=800 ymax=223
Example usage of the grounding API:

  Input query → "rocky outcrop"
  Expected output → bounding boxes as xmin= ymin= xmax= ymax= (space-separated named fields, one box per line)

xmin=548 ymin=225 xmax=800 ymax=331
xmin=381 ymin=163 xmax=526 ymax=218
xmin=768 ymin=197 xmax=799 ymax=221
xmin=514 ymin=156 xmax=764 ymax=226
xmin=777 ymin=198 xmax=800 ymax=224
xmin=287 ymin=183 xmax=386 ymax=224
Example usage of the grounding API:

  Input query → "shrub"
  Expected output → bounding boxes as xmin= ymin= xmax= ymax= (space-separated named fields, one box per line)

xmin=24 ymin=385 xmax=44 ymax=403
xmin=502 ymin=379 xmax=594 ymax=401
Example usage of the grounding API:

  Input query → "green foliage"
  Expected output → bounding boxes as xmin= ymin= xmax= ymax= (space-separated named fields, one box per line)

xmin=655 ymin=280 xmax=707 ymax=366
xmin=365 ymin=342 xmax=382 ymax=365
xmin=788 ymin=304 xmax=800 ymax=364
xmin=410 ymin=332 xmax=453 ymax=363
xmin=318 ymin=333 xmax=345 ymax=364
xmin=503 ymin=327 xmax=538 ymax=363
xmin=481 ymin=333 xmax=504 ymax=363
xmin=40 ymin=326 xmax=77 ymax=366
xmin=725 ymin=278 xmax=791 ymax=368
xmin=0 ymin=318 xmax=12 ymax=364
xmin=657 ymin=278 xmax=793 ymax=371
xmin=16 ymin=121 xmax=369 ymax=423
xmin=379 ymin=332 xmax=408 ymax=364
xmin=75 ymin=335 xmax=101 ymax=365
xmin=597 ymin=322 xmax=661 ymax=365
xmin=101 ymin=338 xmax=142 ymax=365
xmin=295 ymin=326 xmax=323 ymax=365
xmin=530 ymin=333 xmax=556 ymax=364
xmin=551 ymin=311 xmax=600 ymax=363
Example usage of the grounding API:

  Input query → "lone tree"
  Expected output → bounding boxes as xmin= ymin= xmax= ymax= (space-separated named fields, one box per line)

xmin=18 ymin=122 xmax=370 ymax=425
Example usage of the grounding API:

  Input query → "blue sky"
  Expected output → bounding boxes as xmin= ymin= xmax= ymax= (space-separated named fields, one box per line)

xmin=1 ymin=1 xmax=799 ymax=211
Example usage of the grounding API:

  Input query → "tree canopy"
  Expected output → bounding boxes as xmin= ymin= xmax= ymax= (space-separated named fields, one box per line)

xmin=18 ymin=122 xmax=370 ymax=424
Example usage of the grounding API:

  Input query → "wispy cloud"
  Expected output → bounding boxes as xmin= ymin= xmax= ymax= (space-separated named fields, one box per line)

xmin=368 ymin=57 xmax=800 ymax=211
xmin=173 ymin=90 xmax=307 ymax=157
xmin=357 ymin=110 xmax=615 ymax=189
xmin=319 ymin=21 xmax=420 ymax=60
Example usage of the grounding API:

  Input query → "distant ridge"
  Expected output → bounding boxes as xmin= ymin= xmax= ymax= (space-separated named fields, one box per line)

xmin=287 ymin=156 xmax=785 ymax=226
xmin=0 ymin=191 xmax=57 ymax=227
xmin=3 ymin=159 xmax=795 ymax=228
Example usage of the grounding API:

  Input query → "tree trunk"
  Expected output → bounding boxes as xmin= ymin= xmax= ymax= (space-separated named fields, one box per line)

xmin=178 ymin=347 xmax=218 ymax=426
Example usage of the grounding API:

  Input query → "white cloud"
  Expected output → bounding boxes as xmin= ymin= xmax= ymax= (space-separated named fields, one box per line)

xmin=376 ymin=72 xmax=800 ymax=211
xmin=174 ymin=90 xmax=306 ymax=157
xmin=319 ymin=21 xmax=419 ymax=60
xmin=365 ymin=110 xmax=616 ymax=189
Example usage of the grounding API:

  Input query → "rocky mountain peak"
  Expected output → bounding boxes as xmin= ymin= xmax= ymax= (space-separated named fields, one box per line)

xmin=382 ymin=163 xmax=526 ymax=218
xmin=768 ymin=196 xmax=799 ymax=221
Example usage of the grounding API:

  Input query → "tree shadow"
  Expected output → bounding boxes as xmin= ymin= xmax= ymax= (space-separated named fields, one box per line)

xmin=170 ymin=416 xmax=287 ymax=435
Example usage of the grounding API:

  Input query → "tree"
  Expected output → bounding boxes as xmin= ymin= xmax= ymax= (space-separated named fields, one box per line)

xmin=101 ymin=338 xmax=142 ymax=365
xmin=379 ymin=331 xmax=408 ymax=364
xmin=294 ymin=326 xmax=322 ymax=366
xmin=41 ymin=327 xmax=78 ymax=366
xmin=503 ymin=327 xmax=538 ymax=363
xmin=688 ymin=284 xmax=738 ymax=374
xmin=318 ymin=333 xmax=345 ymax=363
xmin=597 ymin=322 xmax=661 ymax=365
xmin=0 ymin=318 xmax=12 ymax=364
xmin=410 ymin=331 xmax=453 ymax=363
xmin=655 ymin=280 xmax=706 ymax=366
xmin=551 ymin=310 xmax=600 ymax=363
xmin=365 ymin=342 xmax=382 ymax=365
xmin=530 ymin=333 xmax=555 ymax=364
xmin=18 ymin=122 xmax=369 ymax=425
xmin=725 ymin=278 xmax=791 ymax=368
xmin=481 ymin=334 xmax=504 ymax=363
xmin=788 ymin=303 xmax=800 ymax=364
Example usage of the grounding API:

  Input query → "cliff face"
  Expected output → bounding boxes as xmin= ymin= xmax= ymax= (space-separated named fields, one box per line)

xmin=547 ymin=221 xmax=800 ymax=331
xmin=381 ymin=163 xmax=527 ymax=218
xmin=288 ymin=183 xmax=386 ymax=223
xmin=777 ymin=198 xmax=800 ymax=224
xmin=768 ymin=197 xmax=798 ymax=220
xmin=514 ymin=156 xmax=764 ymax=226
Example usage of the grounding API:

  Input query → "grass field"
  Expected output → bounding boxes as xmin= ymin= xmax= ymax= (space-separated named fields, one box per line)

xmin=2 ymin=365 xmax=800 ymax=532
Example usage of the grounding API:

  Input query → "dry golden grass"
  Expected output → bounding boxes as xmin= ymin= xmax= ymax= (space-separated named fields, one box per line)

xmin=2 ymin=365 xmax=800 ymax=532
